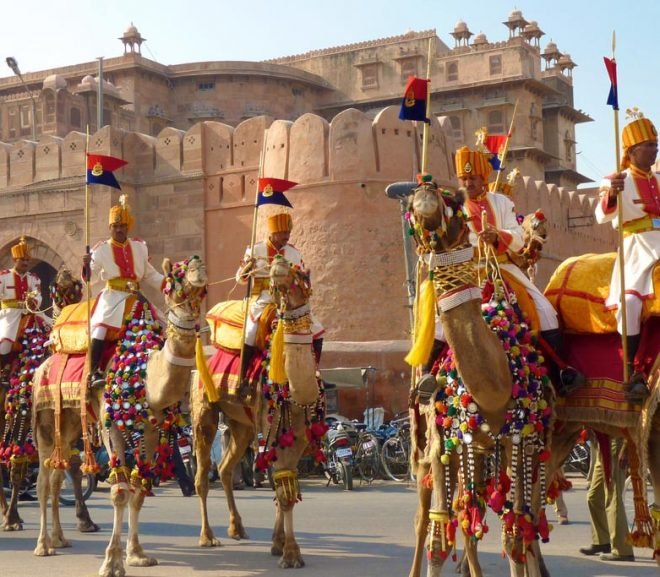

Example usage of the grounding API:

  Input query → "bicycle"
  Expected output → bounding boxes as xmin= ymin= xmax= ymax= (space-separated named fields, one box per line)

xmin=352 ymin=425 xmax=381 ymax=484
xmin=380 ymin=417 xmax=413 ymax=482
xmin=563 ymin=441 xmax=590 ymax=478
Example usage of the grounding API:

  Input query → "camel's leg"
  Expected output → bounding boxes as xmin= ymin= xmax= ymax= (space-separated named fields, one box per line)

xmin=99 ymin=426 xmax=131 ymax=577
xmin=219 ymin=415 xmax=253 ymax=541
xmin=33 ymin=413 xmax=56 ymax=556
xmin=271 ymin=431 xmax=307 ymax=569
xmin=271 ymin=499 xmax=285 ymax=556
xmin=0 ymin=464 xmax=7 ymax=517
xmin=408 ymin=461 xmax=431 ymax=577
xmin=125 ymin=488 xmax=157 ymax=567
xmin=48 ymin=467 xmax=71 ymax=548
xmin=69 ymin=451 xmax=100 ymax=532
xmin=650 ymin=406 xmax=660 ymax=566
xmin=4 ymin=461 xmax=24 ymax=531
xmin=194 ymin=405 xmax=222 ymax=547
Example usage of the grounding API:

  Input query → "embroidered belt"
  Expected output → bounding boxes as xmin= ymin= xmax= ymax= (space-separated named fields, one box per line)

xmin=0 ymin=299 xmax=23 ymax=309
xmin=106 ymin=278 xmax=140 ymax=292
xmin=250 ymin=277 xmax=270 ymax=295
xmin=623 ymin=216 xmax=660 ymax=236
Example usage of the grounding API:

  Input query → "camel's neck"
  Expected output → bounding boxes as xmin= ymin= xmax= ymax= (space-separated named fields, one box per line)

xmin=145 ymin=321 xmax=197 ymax=412
xmin=441 ymin=299 xmax=511 ymax=431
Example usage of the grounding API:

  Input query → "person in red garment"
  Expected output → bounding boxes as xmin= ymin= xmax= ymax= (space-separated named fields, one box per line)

xmin=595 ymin=110 xmax=660 ymax=403
xmin=82 ymin=195 xmax=164 ymax=388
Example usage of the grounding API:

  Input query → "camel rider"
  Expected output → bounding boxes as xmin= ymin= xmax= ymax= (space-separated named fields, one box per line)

xmin=82 ymin=196 xmax=164 ymax=388
xmin=415 ymin=146 xmax=584 ymax=401
xmin=0 ymin=238 xmax=51 ymax=387
xmin=595 ymin=111 xmax=659 ymax=403
xmin=236 ymin=180 xmax=325 ymax=381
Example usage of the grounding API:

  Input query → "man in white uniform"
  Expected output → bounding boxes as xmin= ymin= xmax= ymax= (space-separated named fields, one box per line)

xmin=235 ymin=179 xmax=324 ymax=383
xmin=0 ymin=238 xmax=49 ymax=386
xmin=82 ymin=196 xmax=164 ymax=387
xmin=415 ymin=146 xmax=582 ymax=402
xmin=595 ymin=112 xmax=659 ymax=403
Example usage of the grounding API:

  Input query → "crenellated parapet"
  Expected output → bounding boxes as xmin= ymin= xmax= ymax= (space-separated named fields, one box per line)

xmin=0 ymin=106 xmax=615 ymax=343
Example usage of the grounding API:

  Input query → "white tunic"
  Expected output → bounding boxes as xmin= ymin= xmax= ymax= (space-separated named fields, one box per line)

xmin=595 ymin=168 xmax=660 ymax=310
xmin=88 ymin=238 xmax=164 ymax=330
xmin=465 ymin=191 xmax=558 ymax=331
xmin=0 ymin=269 xmax=49 ymax=344
xmin=236 ymin=241 xmax=324 ymax=345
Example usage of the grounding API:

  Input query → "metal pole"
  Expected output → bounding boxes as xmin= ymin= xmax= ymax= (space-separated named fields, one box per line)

xmin=5 ymin=57 xmax=37 ymax=141
xmin=97 ymin=57 xmax=104 ymax=131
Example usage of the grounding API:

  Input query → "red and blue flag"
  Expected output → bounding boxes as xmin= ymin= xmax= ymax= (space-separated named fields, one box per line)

xmin=86 ymin=154 xmax=128 ymax=190
xmin=603 ymin=57 xmax=618 ymax=110
xmin=399 ymin=76 xmax=430 ymax=123
xmin=257 ymin=177 xmax=295 ymax=208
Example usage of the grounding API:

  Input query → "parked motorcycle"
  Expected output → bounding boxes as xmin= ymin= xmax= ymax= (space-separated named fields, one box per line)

xmin=322 ymin=420 xmax=354 ymax=490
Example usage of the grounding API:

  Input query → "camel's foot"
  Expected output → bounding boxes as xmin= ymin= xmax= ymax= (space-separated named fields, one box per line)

xmin=271 ymin=543 xmax=284 ymax=557
xmin=126 ymin=553 xmax=158 ymax=567
xmin=278 ymin=544 xmax=305 ymax=569
xmin=51 ymin=532 xmax=72 ymax=548
xmin=227 ymin=522 xmax=249 ymax=541
xmin=100 ymin=545 xmax=125 ymax=577
xmin=78 ymin=518 xmax=101 ymax=533
xmin=33 ymin=539 xmax=56 ymax=557
xmin=3 ymin=507 xmax=23 ymax=531
xmin=199 ymin=531 xmax=222 ymax=548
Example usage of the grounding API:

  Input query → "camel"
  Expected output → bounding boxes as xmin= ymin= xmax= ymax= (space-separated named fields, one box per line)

xmin=31 ymin=256 xmax=207 ymax=577
xmin=404 ymin=179 xmax=552 ymax=577
xmin=0 ymin=267 xmax=99 ymax=533
xmin=508 ymin=210 xmax=547 ymax=283
xmin=543 ymin=254 xmax=660 ymax=564
xmin=191 ymin=255 xmax=324 ymax=569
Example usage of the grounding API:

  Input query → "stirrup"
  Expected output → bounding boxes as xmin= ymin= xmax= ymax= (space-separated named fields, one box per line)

xmin=89 ymin=370 xmax=106 ymax=389
xmin=415 ymin=373 xmax=437 ymax=405
xmin=625 ymin=376 xmax=649 ymax=404
xmin=557 ymin=366 xmax=585 ymax=396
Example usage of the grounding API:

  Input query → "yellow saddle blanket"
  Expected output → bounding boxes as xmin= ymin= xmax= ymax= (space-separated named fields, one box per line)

xmin=545 ymin=253 xmax=660 ymax=334
xmin=50 ymin=296 xmax=137 ymax=354
xmin=206 ymin=298 xmax=275 ymax=351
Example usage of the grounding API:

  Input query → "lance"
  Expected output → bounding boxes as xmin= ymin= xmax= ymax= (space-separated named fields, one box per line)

xmin=238 ymin=130 xmax=268 ymax=384
xmin=491 ymin=98 xmax=519 ymax=194
xmin=607 ymin=31 xmax=629 ymax=383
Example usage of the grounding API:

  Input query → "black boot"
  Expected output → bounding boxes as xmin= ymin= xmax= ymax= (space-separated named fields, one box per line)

xmin=312 ymin=338 xmax=323 ymax=366
xmin=416 ymin=339 xmax=445 ymax=405
xmin=624 ymin=334 xmax=649 ymax=404
xmin=540 ymin=329 xmax=585 ymax=396
xmin=0 ymin=354 xmax=10 ymax=388
xmin=88 ymin=338 xmax=107 ymax=389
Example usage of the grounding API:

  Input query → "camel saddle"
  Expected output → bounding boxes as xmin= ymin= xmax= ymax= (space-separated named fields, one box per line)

xmin=545 ymin=252 xmax=660 ymax=334
xmin=206 ymin=298 xmax=276 ymax=351
xmin=49 ymin=296 xmax=138 ymax=354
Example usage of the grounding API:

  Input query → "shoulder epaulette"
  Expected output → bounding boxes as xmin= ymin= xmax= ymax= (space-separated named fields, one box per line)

xmin=0 ymin=269 xmax=10 ymax=275
xmin=91 ymin=239 xmax=106 ymax=251
xmin=131 ymin=237 xmax=146 ymax=244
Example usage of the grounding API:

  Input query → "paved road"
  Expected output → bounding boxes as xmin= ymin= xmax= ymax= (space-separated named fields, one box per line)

xmin=0 ymin=473 xmax=655 ymax=576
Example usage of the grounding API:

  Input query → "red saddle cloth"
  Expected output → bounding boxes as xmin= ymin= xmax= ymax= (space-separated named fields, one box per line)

xmin=556 ymin=317 xmax=659 ymax=428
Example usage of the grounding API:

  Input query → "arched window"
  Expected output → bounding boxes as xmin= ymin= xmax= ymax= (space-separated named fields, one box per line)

xmin=70 ymin=107 xmax=81 ymax=129
xmin=446 ymin=61 xmax=459 ymax=82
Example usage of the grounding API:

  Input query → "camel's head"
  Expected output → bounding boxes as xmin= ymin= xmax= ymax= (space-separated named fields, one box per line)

xmin=520 ymin=210 xmax=548 ymax=255
xmin=269 ymin=256 xmax=311 ymax=310
xmin=162 ymin=255 xmax=208 ymax=319
xmin=50 ymin=267 xmax=83 ymax=310
xmin=408 ymin=180 xmax=469 ymax=252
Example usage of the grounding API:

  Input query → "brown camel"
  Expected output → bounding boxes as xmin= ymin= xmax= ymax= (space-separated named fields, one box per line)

xmin=31 ymin=256 xmax=207 ymax=577
xmin=0 ymin=267 xmax=92 ymax=532
xmin=404 ymin=180 xmax=551 ymax=577
xmin=192 ymin=255 xmax=323 ymax=569
xmin=543 ymin=254 xmax=660 ymax=564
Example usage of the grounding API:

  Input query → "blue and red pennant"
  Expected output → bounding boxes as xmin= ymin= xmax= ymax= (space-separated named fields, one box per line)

xmin=399 ymin=76 xmax=430 ymax=123
xmin=484 ymin=134 xmax=508 ymax=171
xmin=86 ymin=154 xmax=128 ymax=190
xmin=257 ymin=177 xmax=295 ymax=208
xmin=603 ymin=57 xmax=618 ymax=110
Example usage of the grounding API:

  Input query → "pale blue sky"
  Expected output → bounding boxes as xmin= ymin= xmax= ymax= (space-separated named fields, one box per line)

xmin=2 ymin=0 xmax=658 ymax=185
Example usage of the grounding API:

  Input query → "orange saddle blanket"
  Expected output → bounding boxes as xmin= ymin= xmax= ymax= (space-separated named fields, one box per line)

xmin=545 ymin=253 xmax=660 ymax=334
xmin=50 ymin=296 xmax=137 ymax=353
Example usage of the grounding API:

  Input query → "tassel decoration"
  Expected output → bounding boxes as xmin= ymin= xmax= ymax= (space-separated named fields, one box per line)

xmin=405 ymin=277 xmax=436 ymax=366
xmin=269 ymin=318 xmax=286 ymax=383
xmin=196 ymin=334 xmax=219 ymax=403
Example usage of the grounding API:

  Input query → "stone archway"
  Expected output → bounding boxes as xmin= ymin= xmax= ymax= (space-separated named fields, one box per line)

xmin=0 ymin=236 xmax=64 ymax=319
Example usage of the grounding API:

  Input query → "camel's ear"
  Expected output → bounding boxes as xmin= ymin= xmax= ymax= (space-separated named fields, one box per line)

xmin=162 ymin=258 xmax=172 ymax=276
